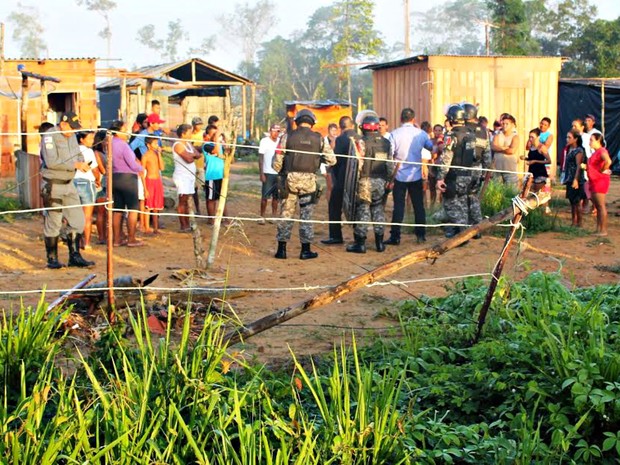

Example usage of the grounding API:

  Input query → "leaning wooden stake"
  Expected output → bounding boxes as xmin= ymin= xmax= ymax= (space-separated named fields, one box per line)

xmin=207 ymin=139 xmax=236 ymax=268
xmin=47 ymin=273 xmax=97 ymax=313
xmin=224 ymin=187 xmax=549 ymax=346
xmin=187 ymin=199 xmax=208 ymax=269
xmin=474 ymin=175 xmax=533 ymax=343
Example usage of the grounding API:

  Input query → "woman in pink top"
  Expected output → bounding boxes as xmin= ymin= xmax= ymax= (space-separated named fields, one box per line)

xmin=587 ymin=133 xmax=612 ymax=236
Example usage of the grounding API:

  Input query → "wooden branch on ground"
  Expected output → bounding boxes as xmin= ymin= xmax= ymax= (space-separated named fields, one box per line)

xmin=47 ymin=273 xmax=97 ymax=313
xmin=223 ymin=190 xmax=550 ymax=346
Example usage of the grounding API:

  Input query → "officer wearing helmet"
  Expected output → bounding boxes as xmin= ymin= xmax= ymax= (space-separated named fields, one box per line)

xmin=436 ymin=103 xmax=484 ymax=238
xmin=272 ymin=109 xmax=336 ymax=259
xmin=463 ymin=102 xmax=492 ymax=199
xmin=346 ymin=113 xmax=393 ymax=253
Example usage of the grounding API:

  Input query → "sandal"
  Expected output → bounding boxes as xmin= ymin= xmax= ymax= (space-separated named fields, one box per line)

xmin=127 ymin=241 xmax=145 ymax=247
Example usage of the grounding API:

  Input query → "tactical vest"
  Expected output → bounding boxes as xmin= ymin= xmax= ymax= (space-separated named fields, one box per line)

xmin=466 ymin=122 xmax=487 ymax=164
xmin=361 ymin=135 xmax=390 ymax=178
xmin=449 ymin=125 xmax=476 ymax=174
xmin=283 ymin=127 xmax=322 ymax=174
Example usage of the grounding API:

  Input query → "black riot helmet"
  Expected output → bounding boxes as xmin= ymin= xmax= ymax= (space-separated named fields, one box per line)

xmin=445 ymin=104 xmax=466 ymax=124
xmin=294 ymin=109 xmax=317 ymax=126
xmin=462 ymin=103 xmax=478 ymax=121
xmin=360 ymin=114 xmax=381 ymax=134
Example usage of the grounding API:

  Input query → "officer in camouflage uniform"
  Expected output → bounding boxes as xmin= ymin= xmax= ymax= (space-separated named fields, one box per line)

xmin=40 ymin=112 xmax=95 ymax=268
xmin=436 ymin=103 xmax=490 ymax=238
xmin=346 ymin=114 xmax=392 ymax=254
xmin=462 ymin=102 xmax=492 ymax=229
xmin=273 ymin=109 xmax=336 ymax=260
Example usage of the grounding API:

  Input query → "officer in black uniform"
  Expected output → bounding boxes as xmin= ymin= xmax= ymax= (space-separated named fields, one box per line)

xmin=436 ymin=104 xmax=478 ymax=238
xmin=347 ymin=114 xmax=392 ymax=253
xmin=321 ymin=116 xmax=360 ymax=245
xmin=272 ymin=109 xmax=336 ymax=259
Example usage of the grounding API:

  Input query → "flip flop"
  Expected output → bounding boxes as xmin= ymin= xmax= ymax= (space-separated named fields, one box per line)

xmin=113 ymin=241 xmax=128 ymax=247
xmin=127 ymin=241 xmax=145 ymax=247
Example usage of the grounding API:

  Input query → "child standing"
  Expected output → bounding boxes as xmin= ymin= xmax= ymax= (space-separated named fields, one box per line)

xmin=141 ymin=137 xmax=165 ymax=234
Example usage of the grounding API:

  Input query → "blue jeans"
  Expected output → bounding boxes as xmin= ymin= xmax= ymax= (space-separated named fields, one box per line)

xmin=389 ymin=179 xmax=426 ymax=239
xmin=73 ymin=178 xmax=96 ymax=205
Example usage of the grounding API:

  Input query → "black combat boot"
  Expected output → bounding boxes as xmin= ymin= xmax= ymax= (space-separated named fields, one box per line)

xmin=299 ymin=242 xmax=318 ymax=260
xmin=346 ymin=234 xmax=366 ymax=254
xmin=275 ymin=241 xmax=287 ymax=259
xmin=375 ymin=233 xmax=385 ymax=252
xmin=383 ymin=235 xmax=400 ymax=246
xmin=45 ymin=236 xmax=65 ymax=269
xmin=68 ymin=233 xmax=95 ymax=267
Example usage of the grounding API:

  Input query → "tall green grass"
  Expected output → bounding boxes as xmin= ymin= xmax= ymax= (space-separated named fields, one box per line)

xmin=1 ymin=274 xmax=619 ymax=463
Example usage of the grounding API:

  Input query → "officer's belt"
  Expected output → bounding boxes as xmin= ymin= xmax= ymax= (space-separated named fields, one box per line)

xmin=43 ymin=178 xmax=72 ymax=185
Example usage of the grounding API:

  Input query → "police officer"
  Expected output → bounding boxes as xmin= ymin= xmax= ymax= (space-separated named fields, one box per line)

xmin=436 ymin=104 xmax=487 ymax=238
xmin=273 ymin=109 xmax=336 ymax=259
xmin=41 ymin=112 xmax=95 ymax=268
xmin=347 ymin=114 xmax=392 ymax=253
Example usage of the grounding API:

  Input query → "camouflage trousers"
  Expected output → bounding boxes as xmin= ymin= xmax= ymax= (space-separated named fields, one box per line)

xmin=443 ymin=176 xmax=483 ymax=226
xmin=354 ymin=177 xmax=386 ymax=239
xmin=276 ymin=193 xmax=315 ymax=244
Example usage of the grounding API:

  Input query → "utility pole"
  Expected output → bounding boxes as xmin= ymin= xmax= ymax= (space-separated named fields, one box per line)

xmin=0 ymin=23 xmax=5 ymax=76
xmin=404 ymin=0 xmax=411 ymax=57
xmin=475 ymin=20 xmax=499 ymax=56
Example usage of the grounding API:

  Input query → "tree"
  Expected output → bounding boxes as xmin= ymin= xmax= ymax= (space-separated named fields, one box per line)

xmin=219 ymin=0 xmax=278 ymax=63
xmin=565 ymin=18 xmax=620 ymax=77
xmin=7 ymin=2 xmax=47 ymax=57
xmin=487 ymin=0 xmax=541 ymax=55
xmin=136 ymin=20 xmax=190 ymax=62
xmin=75 ymin=0 xmax=117 ymax=60
xmin=412 ymin=0 xmax=487 ymax=55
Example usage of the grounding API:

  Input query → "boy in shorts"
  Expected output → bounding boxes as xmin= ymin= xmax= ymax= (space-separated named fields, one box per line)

xmin=141 ymin=137 xmax=165 ymax=234
xmin=203 ymin=124 xmax=230 ymax=225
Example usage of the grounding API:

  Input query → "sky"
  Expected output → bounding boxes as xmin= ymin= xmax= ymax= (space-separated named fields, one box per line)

xmin=1 ymin=0 xmax=620 ymax=73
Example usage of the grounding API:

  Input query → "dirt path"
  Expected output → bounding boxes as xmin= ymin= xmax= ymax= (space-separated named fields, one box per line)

xmin=1 ymin=166 xmax=618 ymax=361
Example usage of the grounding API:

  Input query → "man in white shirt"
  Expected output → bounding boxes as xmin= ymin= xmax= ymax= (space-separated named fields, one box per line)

xmin=258 ymin=124 xmax=281 ymax=224
xmin=582 ymin=114 xmax=603 ymax=159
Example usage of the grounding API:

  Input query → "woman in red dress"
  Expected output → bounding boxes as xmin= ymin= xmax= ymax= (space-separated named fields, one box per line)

xmin=587 ymin=133 xmax=612 ymax=236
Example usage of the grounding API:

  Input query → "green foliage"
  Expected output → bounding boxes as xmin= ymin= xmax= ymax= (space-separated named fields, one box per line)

xmin=7 ymin=2 xmax=47 ymax=57
xmin=0 ymin=195 xmax=21 ymax=223
xmin=487 ymin=0 xmax=541 ymax=55
xmin=1 ymin=275 xmax=619 ymax=463
xmin=566 ymin=17 xmax=620 ymax=77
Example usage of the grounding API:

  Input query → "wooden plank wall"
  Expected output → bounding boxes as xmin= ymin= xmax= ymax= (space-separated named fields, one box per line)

xmin=371 ymin=62 xmax=432 ymax=130
xmin=0 ymin=59 xmax=98 ymax=164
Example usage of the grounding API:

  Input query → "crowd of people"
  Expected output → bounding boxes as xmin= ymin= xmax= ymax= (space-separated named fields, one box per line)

xmin=38 ymin=99 xmax=613 ymax=269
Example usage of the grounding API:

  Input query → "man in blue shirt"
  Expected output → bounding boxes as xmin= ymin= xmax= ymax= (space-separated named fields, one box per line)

xmin=384 ymin=108 xmax=433 ymax=245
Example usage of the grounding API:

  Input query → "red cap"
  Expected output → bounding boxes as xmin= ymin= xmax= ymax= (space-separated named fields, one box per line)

xmin=146 ymin=113 xmax=165 ymax=124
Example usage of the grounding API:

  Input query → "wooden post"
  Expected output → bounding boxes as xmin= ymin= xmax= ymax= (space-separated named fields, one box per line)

xmin=601 ymin=81 xmax=606 ymax=136
xmin=106 ymin=134 xmax=115 ymax=315
xmin=40 ymin=80 xmax=49 ymax=123
xmin=474 ymin=175 xmax=533 ymax=343
xmin=187 ymin=195 xmax=208 ymax=269
xmin=241 ymin=85 xmax=247 ymax=140
xmin=145 ymin=79 xmax=153 ymax=114
xmin=0 ymin=23 xmax=5 ymax=76
xmin=21 ymin=75 xmax=29 ymax=151
xmin=249 ymin=84 xmax=256 ymax=139
xmin=404 ymin=0 xmax=410 ymax=57
xmin=120 ymin=77 xmax=127 ymax=122
xmin=207 ymin=141 xmax=235 ymax=268
xmin=224 ymin=189 xmax=549 ymax=345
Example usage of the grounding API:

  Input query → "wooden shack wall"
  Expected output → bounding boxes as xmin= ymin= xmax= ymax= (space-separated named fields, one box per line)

xmin=371 ymin=56 xmax=563 ymax=176
xmin=371 ymin=62 xmax=432 ymax=130
xmin=0 ymin=59 xmax=98 ymax=176
xmin=427 ymin=55 xmax=562 ymax=175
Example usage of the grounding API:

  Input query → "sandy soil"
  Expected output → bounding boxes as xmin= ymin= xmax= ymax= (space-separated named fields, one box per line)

xmin=0 ymin=165 xmax=618 ymax=361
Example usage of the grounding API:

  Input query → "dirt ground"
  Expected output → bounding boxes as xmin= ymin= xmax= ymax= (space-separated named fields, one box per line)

xmin=0 ymin=165 xmax=619 ymax=361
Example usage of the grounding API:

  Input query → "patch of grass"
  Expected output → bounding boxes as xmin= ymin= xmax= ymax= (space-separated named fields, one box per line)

xmin=556 ymin=225 xmax=592 ymax=239
xmin=587 ymin=237 xmax=612 ymax=247
xmin=0 ymin=195 xmax=22 ymax=222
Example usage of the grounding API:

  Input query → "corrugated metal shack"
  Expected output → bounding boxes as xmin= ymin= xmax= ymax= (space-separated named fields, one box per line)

xmin=364 ymin=55 xmax=563 ymax=175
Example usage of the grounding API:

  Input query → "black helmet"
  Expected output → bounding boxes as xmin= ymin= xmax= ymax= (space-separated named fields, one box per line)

xmin=445 ymin=104 xmax=465 ymax=123
xmin=294 ymin=109 xmax=317 ymax=126
xmin=361 ymin=114 xmax=380 ymax=133
xmin=462 ymin=103 xmax=478 ymax=121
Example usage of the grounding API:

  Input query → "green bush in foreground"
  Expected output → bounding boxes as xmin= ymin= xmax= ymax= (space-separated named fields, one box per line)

xmin=1 ymin=273 xmax=619 ymax=464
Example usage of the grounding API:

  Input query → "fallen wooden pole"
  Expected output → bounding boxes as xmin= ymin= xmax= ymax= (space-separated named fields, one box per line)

xmin=474 ymin=176 xmax=533 ymax=343
xmin=47 ymin=273 xmax=97 ymax=313
xmin=224 ymin=189 xmax=550 ymax=345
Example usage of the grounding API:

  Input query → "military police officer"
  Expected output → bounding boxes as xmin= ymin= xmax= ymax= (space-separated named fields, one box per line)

xmin=41 ymin=112 xmax=95 ymax=268
xmin=346 ymin=114 xmax=392 ymax=253
xmin=436 ymin=103 xmax=490 ymax=238
xmin=273 ymin=109 xmax=336 ymax=259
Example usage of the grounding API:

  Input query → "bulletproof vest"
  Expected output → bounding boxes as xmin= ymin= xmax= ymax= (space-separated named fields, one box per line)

xmin=283 ymin=127 xmax=322 ymax=174
xmin=361 ymin=134 xmax=390 ymax=178
xmin=466 ymin=121 xmax=487 ymax=163
xmin=450 ymin=125 xmax=476 ymax=172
